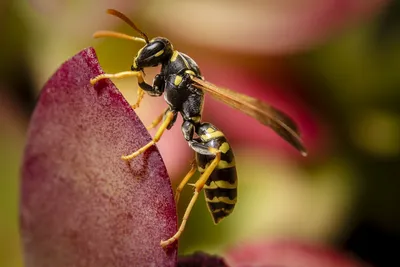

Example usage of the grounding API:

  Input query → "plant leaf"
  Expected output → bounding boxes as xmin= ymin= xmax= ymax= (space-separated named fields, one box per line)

xmin=21 ymin=47 xmax=177 ymax=267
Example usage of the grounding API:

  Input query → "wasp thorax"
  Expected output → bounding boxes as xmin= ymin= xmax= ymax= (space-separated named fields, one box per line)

xmin=131 ymin=37 xmax=173 ymax=71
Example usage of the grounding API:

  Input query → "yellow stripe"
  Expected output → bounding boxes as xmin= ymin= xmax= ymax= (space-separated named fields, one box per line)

xmin=174 ymin=75 xmax=183 ymax=86
xmin=203 ymin=182 xmax=217 ymax=189
xmin=198 ymin=158 xmax=235 ymax=173
xmin=201 ymin=130 xmax=224 ymax=141
xmin=185 ymin=70 xmax=195 ymax=76
xmin=154 ymin=49 xmax=164 ymax=57
xmin=217 ymin=160 xmax=235 ymax=169
xmin=211 ymin=207 xmax=234 ymax=214
xmin=179 ymin=53 xmax=190 ymax=69
xmin=136 ymin=47 xmax=144 ymax=57
xmin=197 ymin=166 xmax=205 ymax=173
xmin=203 ymin=179 xmax=237 ymax=189
xmin=219 ymin=142 xmax=230 ymax=153
xmin=206 ymin=196 xmax=237 ymax=205
xmin=133 ymin=46 xmax=145 ymax=69
xmin=170 ymin=50 xmax=179 ymax=62
xmin=206 ymin=127 xmax=214 ymax=133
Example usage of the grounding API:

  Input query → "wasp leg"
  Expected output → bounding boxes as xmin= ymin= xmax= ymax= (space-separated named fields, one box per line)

xmin=146 ymin=107 xmax=169 ymax=130
xmin=175 ymin=159 xmax=197 ymax=204
xmin=132 ymin=72 xmax=166 ymax=109
xmin=161 ymin=150 xmax=221 ymax=248
xmin=131 ymin=87 xmax=145 ymax=109
xmin=121 ymin=110 xmax=176 ymax=161
xmin=137 ymin=73 xmax=165 ymax=97
xmin=90 ymin=71 xmax=141 ymax=85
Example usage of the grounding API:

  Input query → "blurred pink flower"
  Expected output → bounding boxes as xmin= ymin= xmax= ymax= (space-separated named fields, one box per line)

xmin=146 ymin=0 xmax=389 ymax=54
xmin=199 ymin=61 xmax=324 ymax=159
xmin=132 ymin=91 xmax=193 ymax=179
xmin=225 ymin=239 xmax=370 ymax=267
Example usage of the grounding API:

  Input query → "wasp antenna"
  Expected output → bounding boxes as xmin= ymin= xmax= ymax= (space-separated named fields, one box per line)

xmin=106 ymin=9 xmax=149 ymax=43
xmin=93 ymin=30 xmax=147 ymax=44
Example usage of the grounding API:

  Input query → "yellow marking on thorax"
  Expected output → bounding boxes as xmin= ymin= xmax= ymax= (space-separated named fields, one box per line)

xmin=174 ymin=75 xmax=183 ymax=86
xmin=154 ymin=50 xmax=164 ymax=57
xmin=185 ymin=70 xmax=195 ymax=76
xmin=206 ymin=196 xmax=237 ymax=205
xmin=203 ymin=179 xmax=237 ymax=189
xmin=219 ymin=142 xmax=230 ymax=154
xmin=170 ymin=50 xmax=179 ymax=62
xmin=179 ymin=53 xmax=190 ymax=69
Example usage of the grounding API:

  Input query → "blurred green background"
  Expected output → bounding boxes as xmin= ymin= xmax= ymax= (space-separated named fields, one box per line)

xmin=1 ymin=0 xmax=399 ymax=266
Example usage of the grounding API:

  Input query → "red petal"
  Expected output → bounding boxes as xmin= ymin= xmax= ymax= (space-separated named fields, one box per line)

xmin=21 ymin=48 xmax=177 ymax=267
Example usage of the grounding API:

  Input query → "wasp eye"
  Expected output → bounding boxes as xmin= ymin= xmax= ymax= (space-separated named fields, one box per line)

xmin=142 ymin=42 xmax=165 ymax=57
xmin=135 ymin=38 xmax=173 ymax=68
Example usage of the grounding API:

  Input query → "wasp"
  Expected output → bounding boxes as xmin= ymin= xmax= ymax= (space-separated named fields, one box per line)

xmin=90 ymin=9 xmax=307 ymax=248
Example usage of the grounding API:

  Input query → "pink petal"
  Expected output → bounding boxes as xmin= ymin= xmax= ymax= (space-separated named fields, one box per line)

xmin=200 ymin=63 xmax=323 ymax=158
xmin=225 ymin=240 xmax=370 ymax=267
xmin=21 ymin=48 xmax=177 ymax=267
xmin=147 ymin=0 xmax=389 ymax=54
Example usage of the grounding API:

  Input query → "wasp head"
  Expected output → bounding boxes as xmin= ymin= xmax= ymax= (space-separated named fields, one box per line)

xmin=131 ymin=37 xmax=173 ymax=71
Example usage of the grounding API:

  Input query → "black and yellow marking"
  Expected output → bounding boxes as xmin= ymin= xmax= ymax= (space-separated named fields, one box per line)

xmin=203 ymin=166 xmax=237 ymax=224
xmin=161 ymin=142 xmax=222 ymax=247
xmin=170 ymin=50 xmax=179 ymax=62
xmin=190 ymin=115 xmax=201 ymax=123
xmin=132 ymin=47 xmax=144 ymax=69
xmin=195 ymin=123 xmax=237 ymax=224
xmin=90 ymin=9 xmax=307 ymax=249
xmin=179 ymin=53 xmax=191 ymax=69
xmin=174 ymin=75 xmax=183 ymax=86
xmin=200 ymin=127 xmax=225 ymax=141
xmin=185 ymin=70 xmax=196 ymax=76
xmin=160 ymin=123 xmax=237 ymax=247
xmin=154 ymin=49 xmax=164 ymax=57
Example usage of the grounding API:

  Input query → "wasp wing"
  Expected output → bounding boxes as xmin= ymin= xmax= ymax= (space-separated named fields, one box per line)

xmin=191 ymin=77 xmax=307 ymax=156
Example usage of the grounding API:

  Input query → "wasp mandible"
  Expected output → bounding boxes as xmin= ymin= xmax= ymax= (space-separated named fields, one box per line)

xmin=90 ymin=9 xmax=307 ymax=248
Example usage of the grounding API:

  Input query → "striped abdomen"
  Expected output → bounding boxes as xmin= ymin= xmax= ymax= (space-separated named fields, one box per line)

xmin=196 ymin=136 xmax=237 ymax=224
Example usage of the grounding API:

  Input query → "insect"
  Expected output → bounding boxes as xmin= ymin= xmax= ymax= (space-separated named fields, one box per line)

xmin=170 ymin=123 xmax=237 ymax=247
xmin=90 ymin=9 xmax=307 ymax=248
